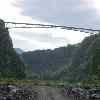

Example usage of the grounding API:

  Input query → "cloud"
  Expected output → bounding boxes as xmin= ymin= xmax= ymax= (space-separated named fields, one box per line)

xmin=9 ymin=28 xmax=89 ymax=51
xmin=9 ymin=28 xmax=70 ymax=51
xmin=4 ymin=0 xmax=97 ymax=51
xmin=15 ymin=0 xmax=100 ymax=29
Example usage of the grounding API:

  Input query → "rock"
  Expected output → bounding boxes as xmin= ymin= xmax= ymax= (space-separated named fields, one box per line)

xmin=0 ymin=19 xmax=13 ymax=48
xmin=0 ymin=84 xmax=38 ymax=100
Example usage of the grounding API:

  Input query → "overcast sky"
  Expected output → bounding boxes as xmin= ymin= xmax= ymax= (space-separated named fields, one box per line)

xmin=0 ymin=0 xmax=100 ymax=51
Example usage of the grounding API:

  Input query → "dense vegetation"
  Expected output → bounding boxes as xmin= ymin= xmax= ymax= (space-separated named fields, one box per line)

xmin=86 ymin=35 xmax=100 ymax=84
xmin=0 ymin=19 xmax=26 ymax=79
xmin=21 ymin=34 xmax=100 ymax=84
xmin=0 ymin=18 xmax=100 ymax=86
xmin=21 ymin=45 xmax=77 ymax=79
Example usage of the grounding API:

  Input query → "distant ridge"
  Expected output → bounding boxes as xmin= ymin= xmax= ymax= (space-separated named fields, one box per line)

xmin=15 ymin=48 xmax=24 ymax=55
xmin=21 ymin=34 xmax=100 ymax=81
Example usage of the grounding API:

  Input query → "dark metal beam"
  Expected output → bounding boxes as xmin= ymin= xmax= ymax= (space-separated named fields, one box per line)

xmin=4 ymin=21 xmax=100 ymax=34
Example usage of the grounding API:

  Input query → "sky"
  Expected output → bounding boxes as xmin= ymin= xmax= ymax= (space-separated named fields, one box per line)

xmin=0 ymin=0 xmax=100 ymax=51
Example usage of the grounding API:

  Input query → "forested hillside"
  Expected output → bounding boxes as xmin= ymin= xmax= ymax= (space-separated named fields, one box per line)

xmin=0 ymin=19 xmax=25 ymax=79
xmin=65 ymin=34 xmax=100 ymax=82
xmin=21 ymin=45 xmax=77 ymax=79
xmin=21 ymin=34 xmax=100 ymax=82
xmin=0 ymin=18 xmax=99 ymax=84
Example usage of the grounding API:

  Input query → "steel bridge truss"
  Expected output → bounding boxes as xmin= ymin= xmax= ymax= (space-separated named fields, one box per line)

xmin=5 ymin=21 xmax=100 ymax=34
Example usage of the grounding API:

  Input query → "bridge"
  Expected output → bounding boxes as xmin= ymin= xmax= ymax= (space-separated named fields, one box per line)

xmin=4 ymin=21 xmax=100 ymax=34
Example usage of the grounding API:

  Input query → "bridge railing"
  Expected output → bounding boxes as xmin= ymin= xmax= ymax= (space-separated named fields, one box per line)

xmin=4 ymin=21 xmax=100 ymax=34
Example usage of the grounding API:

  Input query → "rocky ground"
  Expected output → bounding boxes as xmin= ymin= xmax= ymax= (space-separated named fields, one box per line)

xmin=33 ymin=86 xmax=70 ymax=100
xmin=0 ymin=84 xmax=100 ymax=100
xmin=0 ymin=84 xmax=37 ymax=100
xmin=0 ymin=84 xmax=69 ymax=100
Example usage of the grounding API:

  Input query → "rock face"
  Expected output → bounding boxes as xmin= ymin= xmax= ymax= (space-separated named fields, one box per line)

xmin=0 ymin=19 xmax=25 ymax=79
xmin=0 ymin=84 xmax=38 ymax=100
xmin=0 ymin=19 xmax=13 ymax=48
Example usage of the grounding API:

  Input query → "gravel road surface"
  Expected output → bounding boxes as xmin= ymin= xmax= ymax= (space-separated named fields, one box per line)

xmin=34 ymin=86 xmax=71 ymax=100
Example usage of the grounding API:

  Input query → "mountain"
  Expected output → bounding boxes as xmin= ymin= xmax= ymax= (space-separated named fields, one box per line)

xmin=63 ymin=34 xmax=100 ymax=81
xmin=21 ymin=33 xmax=100 ymax=82
xmin=0 ymin=19 xmax=26 ymax=79
xmin=22 ymin=46 xmax=76 ymax=73
xmin=21 ymin=46 xmax=77 ymax=79
xmin=86 ymin=34 xmax=100 ymax=82
xmin=15 ymin=48 xmax=24 ymax=55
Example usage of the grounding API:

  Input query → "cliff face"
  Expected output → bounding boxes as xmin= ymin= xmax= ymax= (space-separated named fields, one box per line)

xmin=0 ymin=19 xmax=25 ymax=79
xmin=0 ymin=19 xmax=13 ymax=48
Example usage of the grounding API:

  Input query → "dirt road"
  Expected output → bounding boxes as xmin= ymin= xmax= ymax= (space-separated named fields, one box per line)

xmin=34 ymin=86 xmax=71 ymax=100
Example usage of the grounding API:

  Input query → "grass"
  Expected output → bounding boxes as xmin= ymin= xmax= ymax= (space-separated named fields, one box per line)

xmin=0 ymin=78 xmax=100 ymax=88
xmin=0 ymin=79 xmax=69 ymax=87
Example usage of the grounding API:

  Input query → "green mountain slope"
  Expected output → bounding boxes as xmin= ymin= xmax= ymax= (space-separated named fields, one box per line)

xmin=0 ymin=19 xmax=25 ymax=79
xmin=21 ymin=44 xmax=77 ymax=80
xmin=21 ymin=33 xmax=100 ymax=82
xmin=65 ymin=34 xmax=100 ymax=81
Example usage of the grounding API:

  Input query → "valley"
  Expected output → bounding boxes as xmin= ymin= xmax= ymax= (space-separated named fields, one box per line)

xmin=0 ymin=18 xmax=100 ymax=100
